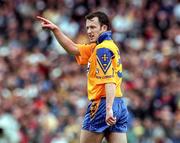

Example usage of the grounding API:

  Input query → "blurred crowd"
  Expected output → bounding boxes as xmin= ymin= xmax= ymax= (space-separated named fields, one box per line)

xmin=0 ymin=0 xmax=180 ymax=143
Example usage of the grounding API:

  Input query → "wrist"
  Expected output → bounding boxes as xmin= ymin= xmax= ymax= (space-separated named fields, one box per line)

xmin=106 ymin=105 xmax=112 ymax=111
xmin=52 ymin=26 xmax=60 ymax=33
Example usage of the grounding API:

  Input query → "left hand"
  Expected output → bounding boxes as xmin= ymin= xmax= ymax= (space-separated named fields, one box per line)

xmin=106 ymin=108 xmax=116 ymax=126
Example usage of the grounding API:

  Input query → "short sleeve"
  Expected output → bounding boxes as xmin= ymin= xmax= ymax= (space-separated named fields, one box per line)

xmin=75 ymin=43 xmax=96 ymax=65
xmin=95 ymin=47 xmax=116 ymax=84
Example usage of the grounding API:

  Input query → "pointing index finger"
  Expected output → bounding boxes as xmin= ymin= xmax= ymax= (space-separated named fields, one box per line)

xmin=36 ymin=16 xmax=49 ymax=23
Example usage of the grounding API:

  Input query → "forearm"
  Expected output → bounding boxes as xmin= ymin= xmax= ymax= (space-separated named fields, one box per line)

xmin=105 ymin=83 xmax=116 ymax=111
xmin=52 ymin=28 xmax=79 ymax=55
xmin=37 ymin=16 xmax=79 ymax=55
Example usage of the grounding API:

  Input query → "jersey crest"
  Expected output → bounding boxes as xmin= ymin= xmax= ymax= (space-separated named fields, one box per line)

xmin=96 ymin=48 xmax=114 ymax=74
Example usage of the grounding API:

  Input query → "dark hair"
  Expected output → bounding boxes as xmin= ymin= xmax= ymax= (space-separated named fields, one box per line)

xmin=85 ymin=11 xmax=111 ymax=30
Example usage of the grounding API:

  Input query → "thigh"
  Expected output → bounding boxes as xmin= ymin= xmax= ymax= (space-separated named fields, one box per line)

xmin=82 ymin=99 xmax=109 ymax=132
xmin=80 ymin=129 xmax=104 ymax=143
xmin=106 ymin=132 xmax=127 ymax=143
xmin=109 ymin=98 xmax=128 ymax=132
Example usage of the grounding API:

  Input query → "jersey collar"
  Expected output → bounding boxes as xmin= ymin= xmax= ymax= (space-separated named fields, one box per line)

xmin=97 ymin=31 xmax=112 ymax=44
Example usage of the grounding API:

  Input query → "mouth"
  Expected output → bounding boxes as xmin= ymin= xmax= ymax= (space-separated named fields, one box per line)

xmin=88 ymin=34 xmax=94 ymax=40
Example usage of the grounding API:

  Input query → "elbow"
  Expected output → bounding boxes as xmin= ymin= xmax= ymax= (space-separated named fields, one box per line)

xmin=71 ymin=48 xmax=79 ymax=55
xmin=69 ymin=44 xmax=79 ymax=55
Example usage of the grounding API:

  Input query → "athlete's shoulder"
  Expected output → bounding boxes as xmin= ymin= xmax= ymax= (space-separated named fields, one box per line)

xmin=96 ymin=41 xmax=119 ymax=55
xmin=97 ymin=40 xmax=117 ymax=48
xmin=77 ymin=43 xmax=96 ymax=49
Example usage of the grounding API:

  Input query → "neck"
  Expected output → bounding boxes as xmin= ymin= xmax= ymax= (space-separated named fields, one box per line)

xmin=97 ymin=31 xmax=112 ymax=44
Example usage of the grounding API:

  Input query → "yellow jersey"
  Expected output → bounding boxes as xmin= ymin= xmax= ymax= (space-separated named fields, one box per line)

xmin=75 ymin=31 xmax=123 ymax=101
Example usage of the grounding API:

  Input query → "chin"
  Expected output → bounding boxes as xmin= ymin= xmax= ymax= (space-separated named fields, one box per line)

xmin=89 ymin=39 xmax=96 ymax=43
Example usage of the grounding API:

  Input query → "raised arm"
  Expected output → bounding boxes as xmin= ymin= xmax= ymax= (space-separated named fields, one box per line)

xmin=36 ymin=16 xmax=80 ymax=55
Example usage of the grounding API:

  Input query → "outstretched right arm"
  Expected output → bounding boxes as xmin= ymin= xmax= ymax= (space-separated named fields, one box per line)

xmin=36 ymin=16 xmax=80 ymax=55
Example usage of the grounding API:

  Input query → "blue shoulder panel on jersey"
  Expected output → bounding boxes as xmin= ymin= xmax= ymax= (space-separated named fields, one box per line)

xmin=96 ymin=48 xmax=114 ymax=74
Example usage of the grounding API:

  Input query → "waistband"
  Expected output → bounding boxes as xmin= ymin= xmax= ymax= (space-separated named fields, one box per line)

xmin=91 ymin=97 xmax=123 ymax=102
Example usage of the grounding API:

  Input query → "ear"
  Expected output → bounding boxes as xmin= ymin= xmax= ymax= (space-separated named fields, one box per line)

xmin=101 ymin=25 xmax=108 ymax=31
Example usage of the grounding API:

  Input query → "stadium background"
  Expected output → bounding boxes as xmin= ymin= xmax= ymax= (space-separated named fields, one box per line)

xmin=0 ymin=0 xmax=179 ymax=143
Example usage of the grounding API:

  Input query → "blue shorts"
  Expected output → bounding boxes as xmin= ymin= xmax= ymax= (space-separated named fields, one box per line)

xmin=82 ymin=97 xmax=128 ymax=133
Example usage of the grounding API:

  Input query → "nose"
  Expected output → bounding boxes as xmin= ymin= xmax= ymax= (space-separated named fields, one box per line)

xmin=87 ymin=28 xmax=91 ymax=34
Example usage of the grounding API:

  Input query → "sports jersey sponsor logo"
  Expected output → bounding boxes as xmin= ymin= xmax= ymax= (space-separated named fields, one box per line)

xmin=96 ymin=75 xmax=114 ymax=79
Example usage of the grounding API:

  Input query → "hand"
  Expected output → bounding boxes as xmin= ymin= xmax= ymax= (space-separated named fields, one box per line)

xmin=106 ymin=108 xmax=116 ymax=126
xmin=36 ymin=16 xmax=59 ymax=32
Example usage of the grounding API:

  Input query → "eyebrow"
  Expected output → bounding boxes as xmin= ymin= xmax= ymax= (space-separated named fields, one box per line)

xmin=88 ymin=19 xmax=95 ymax=22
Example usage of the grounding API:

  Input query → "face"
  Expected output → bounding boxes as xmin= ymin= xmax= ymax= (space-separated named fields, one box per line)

xmin=86 ymin=17 xmax=107 ymax=43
